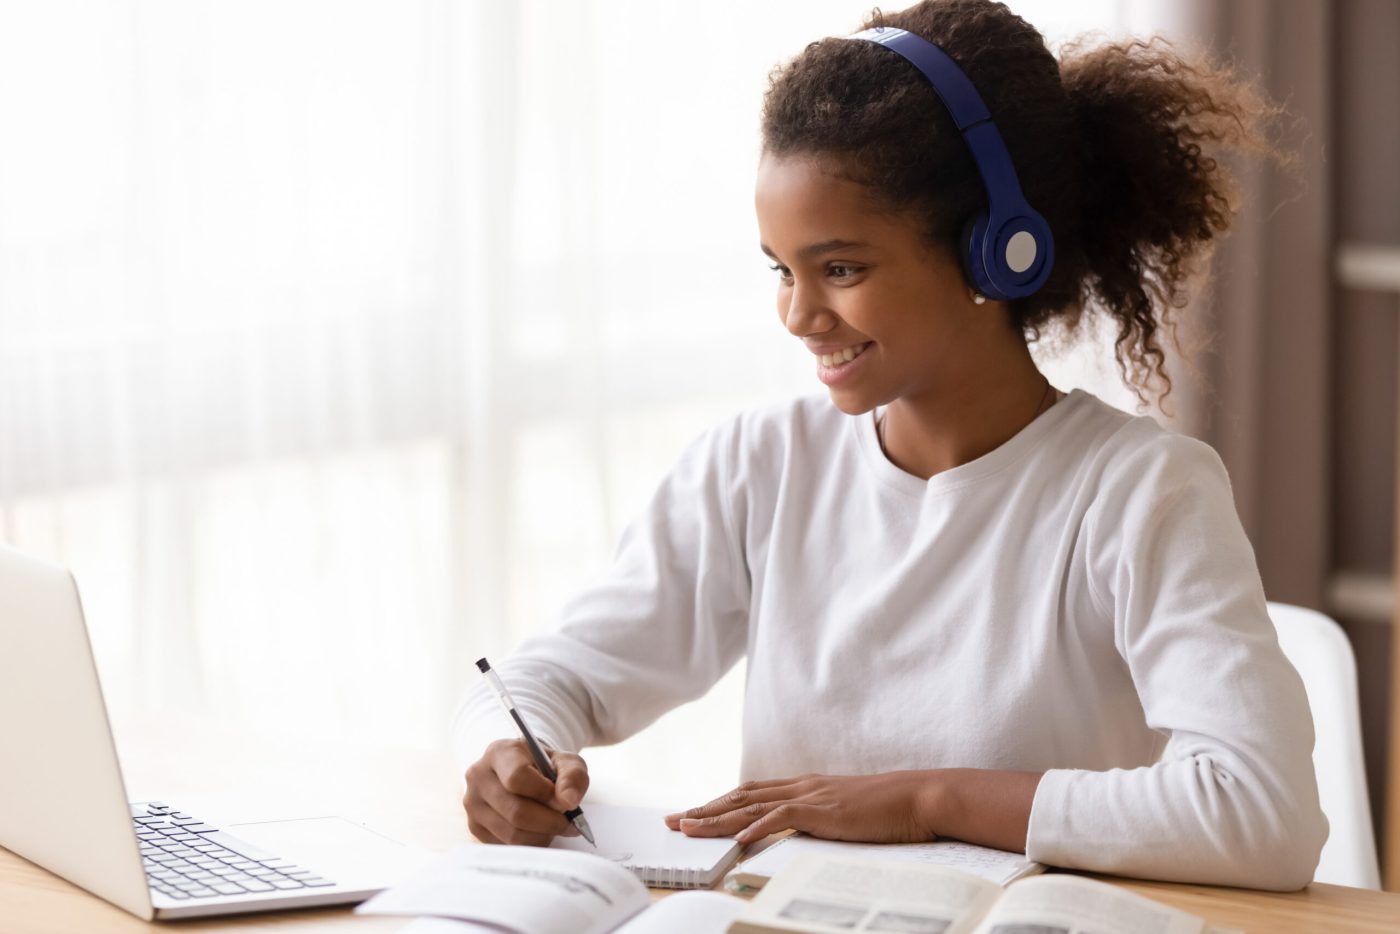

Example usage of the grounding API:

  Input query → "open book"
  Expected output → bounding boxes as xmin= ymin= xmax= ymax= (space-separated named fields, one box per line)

xmin=729 ymin=853 xmax=1240 ymax=934
xmin=356 ymin=844 xmax=749 ymax=934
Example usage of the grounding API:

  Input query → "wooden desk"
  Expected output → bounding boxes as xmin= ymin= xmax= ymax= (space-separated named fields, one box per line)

xmin=3 ymin=720 xmax=1399 ymax=933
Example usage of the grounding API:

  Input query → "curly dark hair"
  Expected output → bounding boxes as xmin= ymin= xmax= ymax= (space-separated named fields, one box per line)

xmin=760 ymin=0 xmax=1284 ymax=403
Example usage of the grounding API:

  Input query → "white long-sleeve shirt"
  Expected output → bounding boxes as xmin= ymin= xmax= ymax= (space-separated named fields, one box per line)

xmin=452 ymin=389 xmax=1327 ymax=890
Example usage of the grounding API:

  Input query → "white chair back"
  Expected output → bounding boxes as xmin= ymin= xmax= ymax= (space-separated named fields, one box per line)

xmin=1268 ymin=601 xmax=1381 ymax=890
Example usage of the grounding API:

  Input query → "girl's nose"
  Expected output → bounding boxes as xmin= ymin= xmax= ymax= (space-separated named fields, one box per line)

xmin=780 ymin=281 xmax=836 ymax=338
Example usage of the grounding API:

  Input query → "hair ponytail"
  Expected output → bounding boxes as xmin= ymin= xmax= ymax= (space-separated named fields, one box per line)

xmin=1058 ymin=37 xmax=1284 ymax=401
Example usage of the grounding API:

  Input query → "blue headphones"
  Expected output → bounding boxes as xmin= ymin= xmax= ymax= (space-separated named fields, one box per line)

xmin=848 ymin=26 xmax=1054 ymax=301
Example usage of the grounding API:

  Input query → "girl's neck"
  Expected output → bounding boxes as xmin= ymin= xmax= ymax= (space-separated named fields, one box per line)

xmin=878 ymin=349 xmax=1055 ymax=481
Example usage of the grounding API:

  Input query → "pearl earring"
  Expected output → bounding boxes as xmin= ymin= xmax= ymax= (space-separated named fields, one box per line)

xmin=971 ymin=291 xmax=986 ymax=305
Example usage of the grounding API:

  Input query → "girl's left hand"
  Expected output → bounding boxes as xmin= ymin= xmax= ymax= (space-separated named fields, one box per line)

xmin=664 ymin=771 xmax=941 ymax=845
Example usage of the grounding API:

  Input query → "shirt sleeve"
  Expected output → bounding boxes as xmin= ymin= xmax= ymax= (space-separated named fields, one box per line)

xmin=1025 ymin=429 xmax=1329 ymax=891
xmin=449 ymin=417 xmax=751 ymax=774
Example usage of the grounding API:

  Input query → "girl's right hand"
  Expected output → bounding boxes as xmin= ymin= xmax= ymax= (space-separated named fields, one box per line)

xmin=462 ymin=738 xmax=590 ymax=846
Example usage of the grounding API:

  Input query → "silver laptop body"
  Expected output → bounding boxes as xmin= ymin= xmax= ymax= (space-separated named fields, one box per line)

xmin=0 ymin=543 xmax=423 ymax=920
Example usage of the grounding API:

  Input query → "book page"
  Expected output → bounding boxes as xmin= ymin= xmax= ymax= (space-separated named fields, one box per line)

xmin=395 ymin=921 xmax=506 ymax=934
xmin=355 ymin=844 xmax=650 ymax=934
xmin=613 ymin=890 xmax=749 ymax=934
xmin=735 ymin=834 xmax=1042 ymax=887
xmin=731 ymin=853 xmax=1002 ymax=934
xmin=389 ymin=891 xmax=751 ymax=934
xmin=970 ymin=875 xmax=1206 ymax=934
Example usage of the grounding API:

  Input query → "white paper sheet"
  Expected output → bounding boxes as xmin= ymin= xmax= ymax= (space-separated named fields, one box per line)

xmin=552 ymin=804 xmax=744 ymax=886
xmin=736 ymin=834 xmax=1042 ymax=887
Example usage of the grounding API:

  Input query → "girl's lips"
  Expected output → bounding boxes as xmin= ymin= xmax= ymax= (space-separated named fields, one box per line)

xmin=815 ymin=342 xmax=873 ymax=386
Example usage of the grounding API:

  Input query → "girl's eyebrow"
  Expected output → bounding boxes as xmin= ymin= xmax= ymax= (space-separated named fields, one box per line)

xmin=760 ymin=239 xmax=872 ymax=261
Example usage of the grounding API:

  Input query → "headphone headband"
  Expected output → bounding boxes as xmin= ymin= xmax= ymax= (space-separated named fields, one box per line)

xmin=847 ymin=26 xmax=1054 ymax=300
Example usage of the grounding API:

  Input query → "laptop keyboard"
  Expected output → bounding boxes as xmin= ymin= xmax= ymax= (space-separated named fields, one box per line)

xmin=131 ymin=801 xmax=336 ymax=900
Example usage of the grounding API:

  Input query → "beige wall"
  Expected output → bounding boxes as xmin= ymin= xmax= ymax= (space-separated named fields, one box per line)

xmin=1331 ymin=0 xmax=1400 ymax=873
xmin=1170 ymin=0 xmax=1399 ymax=871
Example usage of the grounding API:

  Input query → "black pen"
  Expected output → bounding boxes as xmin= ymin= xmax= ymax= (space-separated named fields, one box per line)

xmin=475 ymin=657 xmax=596 ymax=846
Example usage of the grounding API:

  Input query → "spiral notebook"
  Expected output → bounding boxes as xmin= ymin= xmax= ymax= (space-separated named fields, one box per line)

xmin=550 ymin=804 xmax=744 ymax=889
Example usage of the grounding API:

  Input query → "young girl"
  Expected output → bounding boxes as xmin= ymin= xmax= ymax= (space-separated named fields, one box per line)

xmin=453 ymin=0 xmax=1327 ymax=891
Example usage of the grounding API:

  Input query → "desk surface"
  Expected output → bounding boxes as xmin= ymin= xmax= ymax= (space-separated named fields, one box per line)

xmin=3 ymin=720 xmax=1398 ymax=934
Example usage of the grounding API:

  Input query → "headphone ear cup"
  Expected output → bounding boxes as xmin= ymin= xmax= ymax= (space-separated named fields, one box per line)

xmin=961 ymin=212 xmax=997 ymax=300
xmin=986 ymin=212 xmax=1054 ymax=300
xmin=968 ymin=212 xmax=1055 ymax=301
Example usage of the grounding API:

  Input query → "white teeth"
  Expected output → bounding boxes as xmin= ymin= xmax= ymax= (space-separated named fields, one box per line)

xmin=817 ymin=343 xmax=866 ymax=367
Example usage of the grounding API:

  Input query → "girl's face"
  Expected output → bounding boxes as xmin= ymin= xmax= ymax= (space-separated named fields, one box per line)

xmin=755 ymin=152 xmax=988 ymax=416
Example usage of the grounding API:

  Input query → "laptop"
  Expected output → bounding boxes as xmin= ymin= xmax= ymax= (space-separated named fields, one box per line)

xmin=0 ymin=543 xmax=431 ymax=920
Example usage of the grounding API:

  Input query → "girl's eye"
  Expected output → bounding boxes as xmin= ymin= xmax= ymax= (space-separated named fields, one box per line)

xmin=768 ymin=263 xmax=862 ymax=281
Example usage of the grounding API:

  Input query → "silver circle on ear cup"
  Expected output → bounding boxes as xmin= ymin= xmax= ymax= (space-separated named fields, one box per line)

xmin=1005 ymin=230 xmax=1038 ymax=274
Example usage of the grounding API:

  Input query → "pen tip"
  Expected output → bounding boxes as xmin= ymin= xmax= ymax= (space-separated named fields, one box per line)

xmin=475 ymin=658 xmax=490 ymax=672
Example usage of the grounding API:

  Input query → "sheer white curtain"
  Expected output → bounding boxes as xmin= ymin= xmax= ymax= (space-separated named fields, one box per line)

xmin=0 ymin=0 xmax=1143 ymax=795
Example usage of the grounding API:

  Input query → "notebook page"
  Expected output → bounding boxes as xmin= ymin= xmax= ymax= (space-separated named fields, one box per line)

xmin=735 ymin=834 xmax=1041 ymax=887
xmin=552 ymin=804 xmax=743 ymax=884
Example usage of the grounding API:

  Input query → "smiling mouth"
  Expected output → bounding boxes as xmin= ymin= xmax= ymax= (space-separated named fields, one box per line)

xmin=816 ymin=342 xmax=873 ymax=368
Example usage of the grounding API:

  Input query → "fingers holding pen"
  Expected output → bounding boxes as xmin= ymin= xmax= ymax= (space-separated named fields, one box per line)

xmin=490 ymin=739 xmax=561 ymax=802
xmin=478 ymin=771 xmax=577 ymax=839
xmin=463 ymin=739 xmax=590 ymax=846
xmin=467 ymin=788 xmax=555 ymax=847
xmin=549 ymin=750 xmax=590 ymax=812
